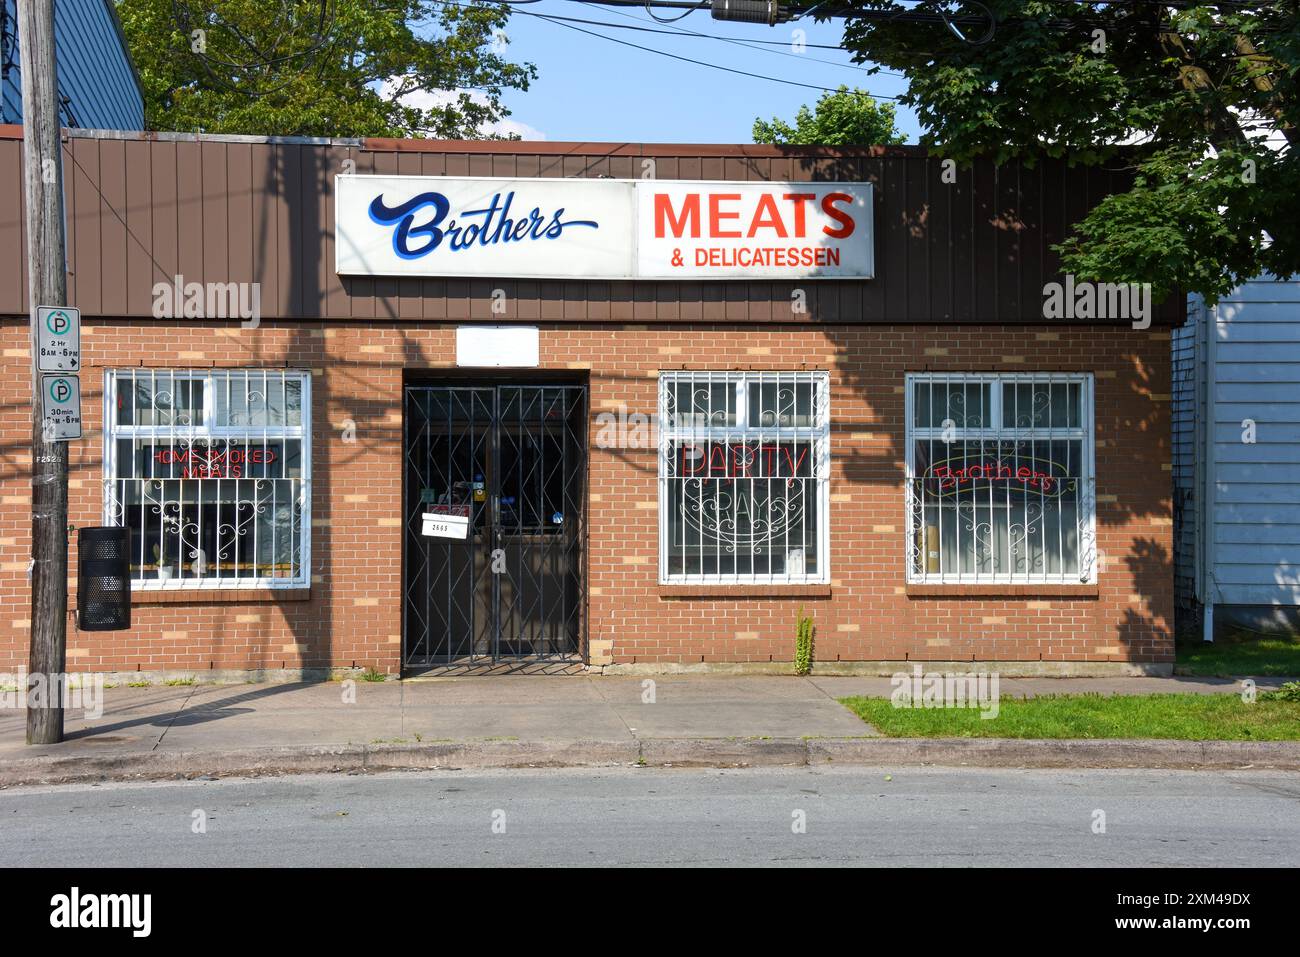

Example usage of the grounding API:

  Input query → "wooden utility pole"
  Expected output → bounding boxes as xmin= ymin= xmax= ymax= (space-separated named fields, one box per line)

xmin=17 ymin=0 xmax=69 ymax=744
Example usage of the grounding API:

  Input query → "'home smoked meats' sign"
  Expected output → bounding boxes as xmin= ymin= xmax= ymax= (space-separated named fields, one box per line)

xmin=336 ymin=176 xmax=873 ymax=281
xmin=152 ymin=443 xmax=279 ymax=479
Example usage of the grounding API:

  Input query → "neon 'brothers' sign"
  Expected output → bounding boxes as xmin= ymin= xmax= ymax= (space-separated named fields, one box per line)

xmin=927 ymin=458 xmax=1070 ymax=497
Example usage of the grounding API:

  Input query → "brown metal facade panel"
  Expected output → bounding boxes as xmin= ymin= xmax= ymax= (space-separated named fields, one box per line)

xmin=0 ymin=131 xmax=1185 ymax=324
xmin=68 ymin=137 xmax=101 ymax=314
xmin=97 ymin=138 xmax=129 ymax=316
xmin=323 ymin=147 xmax=353 ymax=319
xmin=248 ymin=143 xmax=277 ymax=315
xmin=200 ymin=140 xmax=229 ymax=299
xmin=0 ymin=140 xmax=26 ymax=314
xmin=149 ymin=140 xmax=180 ymax=302
xmin=174 ymin=140 xmax=204 ymax=308
xmin=123 ymin=139 xmax=156 ymax=315
xmin=1017 ymin=160 xmax=1043 ymax=319
xmin=226 ymin=143 xmax=253 ymax=293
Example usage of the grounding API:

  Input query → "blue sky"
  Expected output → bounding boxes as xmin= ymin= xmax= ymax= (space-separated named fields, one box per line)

xmin=481 ymin=1 xmax=921 ymax=144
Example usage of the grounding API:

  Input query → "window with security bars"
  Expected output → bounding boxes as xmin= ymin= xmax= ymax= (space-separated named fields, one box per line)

xmin=905 ymin=373 xmax=1096 ymax=583
xmin=658 ymin=371 xmax=829 ymax=583
xmin=103 ymin=369 xmax=311 ymax=588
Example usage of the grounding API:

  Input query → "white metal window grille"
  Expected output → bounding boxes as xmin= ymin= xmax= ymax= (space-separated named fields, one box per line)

xmin=658 ymin=371 xmax=830 ymax=583
xmin=905 ymin=373 xmax=1096 ymax=584
xmin=103 ymin=369 xmax=311 ymax=589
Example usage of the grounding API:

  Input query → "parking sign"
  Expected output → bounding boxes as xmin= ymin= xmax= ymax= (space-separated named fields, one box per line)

xmin=37 ymin=306 xmax=80 ymax=372
xmin=40 ymin=374 xmax=82 ymax=441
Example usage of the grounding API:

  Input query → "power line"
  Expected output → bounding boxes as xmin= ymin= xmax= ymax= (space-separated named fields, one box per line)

xmin=432 ymin=0 xmax=905 ymax=97
xmin=530 ymin=12 xmax=904 ymax=97
xmin=568 ymin=0 xmax=904 ymax=75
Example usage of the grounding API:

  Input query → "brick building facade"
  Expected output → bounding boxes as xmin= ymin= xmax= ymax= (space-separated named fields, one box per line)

xmin=0 ymin=129 xmax=1177 ymax=677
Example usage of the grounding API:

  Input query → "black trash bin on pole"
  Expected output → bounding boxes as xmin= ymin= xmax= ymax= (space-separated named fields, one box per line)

xmin=77 ymin=526 xmax=131 ymax=631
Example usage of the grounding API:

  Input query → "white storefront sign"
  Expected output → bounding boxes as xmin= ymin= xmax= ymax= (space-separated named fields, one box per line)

xmin=456 ymin=325 xmax=540 ymax=367
xmin=335 ymin=176 xmax=873 ymax=281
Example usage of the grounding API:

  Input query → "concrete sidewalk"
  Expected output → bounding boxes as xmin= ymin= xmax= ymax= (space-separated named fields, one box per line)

xmin=1 ymin=674 xmax=1295 ymax=784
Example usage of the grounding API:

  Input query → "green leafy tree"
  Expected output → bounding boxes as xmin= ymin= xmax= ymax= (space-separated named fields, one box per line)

xmin=830 ymin=1 xmax=1300 ymax=301
xmin=753 ymin=85 xmax=906 ymax=145
xmin=117 ymin=0 xmax=536 ymax=138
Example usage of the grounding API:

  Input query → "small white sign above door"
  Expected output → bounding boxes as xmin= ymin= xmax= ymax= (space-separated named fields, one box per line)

xmin=456 ymin=325 xmax=540 ymax=367
xmin=422 ymin=513 xmax=470 ymax=540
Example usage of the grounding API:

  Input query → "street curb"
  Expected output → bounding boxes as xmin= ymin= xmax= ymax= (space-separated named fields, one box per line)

xmin=3 ymin=737 xmax=1299 ymax=786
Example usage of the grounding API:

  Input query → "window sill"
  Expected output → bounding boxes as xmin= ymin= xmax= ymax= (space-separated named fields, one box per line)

xmin=906 ymin=583 xmax=1098 ymax=598
xmin=131 ymin=587 xmax=311 ymax=605
xmin=658 ymin=583 xmax=832 ymax=599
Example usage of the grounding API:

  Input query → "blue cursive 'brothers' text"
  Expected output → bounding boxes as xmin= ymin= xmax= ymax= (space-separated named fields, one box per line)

xmin=367 ymin=190 xmax=599 ymax=259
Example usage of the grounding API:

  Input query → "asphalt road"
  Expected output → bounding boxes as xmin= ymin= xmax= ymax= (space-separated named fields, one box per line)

xmin=3 ymin=766 xmax=1298 ymax=867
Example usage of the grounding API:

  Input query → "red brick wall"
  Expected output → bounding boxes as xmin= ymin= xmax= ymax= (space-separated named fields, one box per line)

xmin=0 ymin=318 xmax=1173 ymax=673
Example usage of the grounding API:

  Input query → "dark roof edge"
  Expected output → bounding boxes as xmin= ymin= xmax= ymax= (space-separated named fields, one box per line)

xmin=0 ymin=124 xmax=366 ymax=146
xmin=362 ymin=138 xmax=928 ymax=158
xmin=0 ymin=125 xmax=925 ymax=156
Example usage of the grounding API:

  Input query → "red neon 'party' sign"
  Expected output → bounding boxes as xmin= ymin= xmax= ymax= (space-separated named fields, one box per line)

xmin=680 ymin=443 xmax=809 ymax=479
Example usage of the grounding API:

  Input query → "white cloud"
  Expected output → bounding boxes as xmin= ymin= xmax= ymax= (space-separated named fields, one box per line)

xmin=379 ymin=78 xmax=544 ymax=140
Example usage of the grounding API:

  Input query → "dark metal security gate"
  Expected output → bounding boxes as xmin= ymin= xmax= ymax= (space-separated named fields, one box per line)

xmin=403 ymin=384 xmax=587 ymax=667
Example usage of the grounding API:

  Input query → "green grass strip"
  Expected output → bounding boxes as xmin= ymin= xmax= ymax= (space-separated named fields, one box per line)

xmin=1175 ymin=637 xmax=1300 ymax=678
xmin=840 ymin=692 xmax=1300 ymax=740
